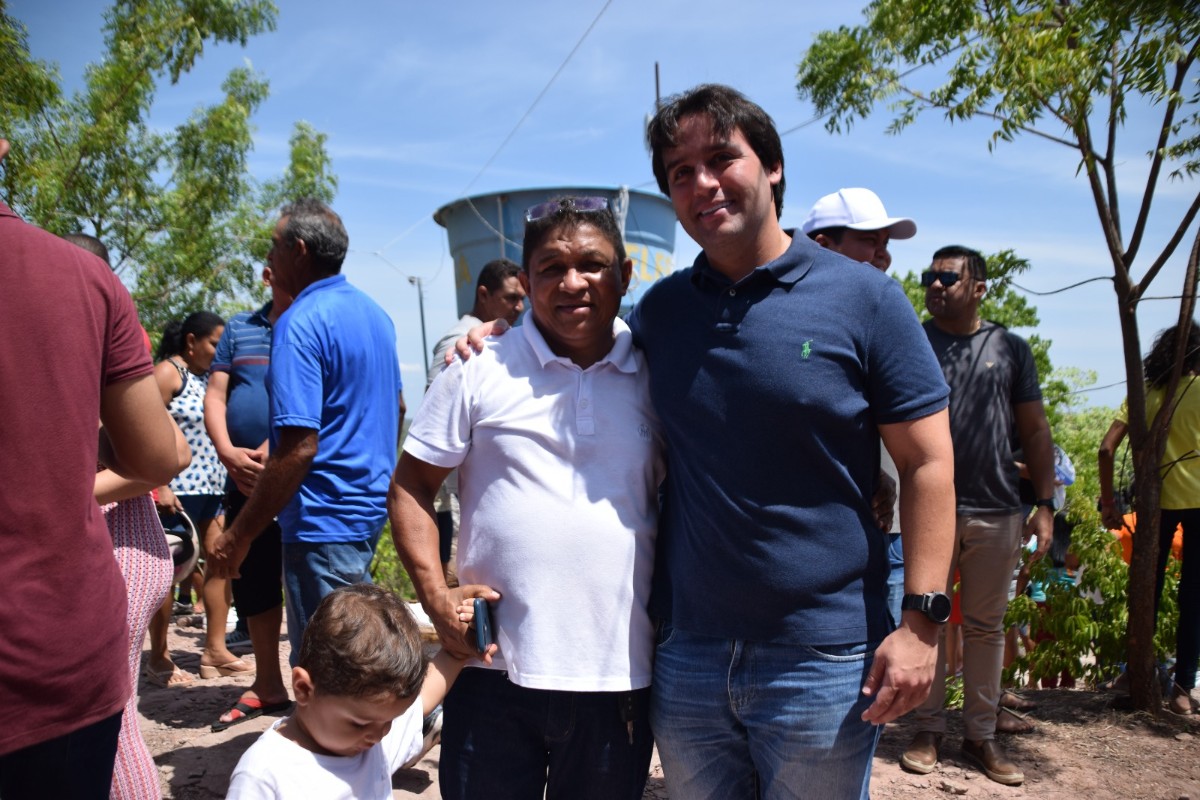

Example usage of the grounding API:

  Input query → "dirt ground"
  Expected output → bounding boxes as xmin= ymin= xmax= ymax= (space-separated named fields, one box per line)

xmin=144 ymin=618 xmax=1200 ymax=799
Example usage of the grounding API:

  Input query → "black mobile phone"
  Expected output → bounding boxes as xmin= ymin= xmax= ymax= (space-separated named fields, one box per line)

xmin=473 ymin=597 xmax=494 ymax=653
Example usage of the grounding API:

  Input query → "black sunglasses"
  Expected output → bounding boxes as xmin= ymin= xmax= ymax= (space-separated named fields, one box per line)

xmin=920 ymin=270 xmax=963 ymax=288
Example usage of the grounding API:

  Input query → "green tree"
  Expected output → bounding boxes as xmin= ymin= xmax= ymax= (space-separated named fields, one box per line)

xmin=0 ymin=1 xmax=337 ymax=334
xmin=798 ymin=0 xmax=1200 ymax=711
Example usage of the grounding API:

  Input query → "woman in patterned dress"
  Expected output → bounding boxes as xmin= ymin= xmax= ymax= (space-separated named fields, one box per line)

xmin=152 ymin=312 xmax=253 ymax=680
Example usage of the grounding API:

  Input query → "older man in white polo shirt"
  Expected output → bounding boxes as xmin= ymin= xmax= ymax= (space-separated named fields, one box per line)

xmin=388 ymin=195 xmax=664 ymax=800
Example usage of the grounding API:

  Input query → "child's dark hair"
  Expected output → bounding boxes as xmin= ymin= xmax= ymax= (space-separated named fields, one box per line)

xmin=297 ymin=584 xmax=428 ymax=699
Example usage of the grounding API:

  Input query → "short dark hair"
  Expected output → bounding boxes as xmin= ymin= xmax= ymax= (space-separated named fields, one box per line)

xmin=932 ymin=245 xmax=987 ymax=280
xmin=521 ymin=197 xmax=626 ymax=272
xmin=1144 ymin=321 xmax=1200 ymax=389
xmin=297 ymin=584 xmax=427 ymax=699
xmin=806 ymin=226 xmax=846 ymax=245
xmin=62 ymin=233 xmax=110 ymax=266
xmin=156 ymin=311 xmax=224 ymax=361
xmin=646 ymin=84 xmax=785 ymax=218
xmin=476 ymin=258 xmax=521 ymax=292
xmin=280 ymin=198 xmax=349 ymax=275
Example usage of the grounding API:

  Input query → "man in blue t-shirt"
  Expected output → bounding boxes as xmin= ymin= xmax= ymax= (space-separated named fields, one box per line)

xmin=209 ymin=198 xmax=404 ymax=662
xmin=635 ymin=84 xmax=956 ymax=800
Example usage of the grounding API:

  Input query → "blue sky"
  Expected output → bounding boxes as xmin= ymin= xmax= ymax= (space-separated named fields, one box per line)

xmin=10 ymin=0 xmax=1198 ymax=415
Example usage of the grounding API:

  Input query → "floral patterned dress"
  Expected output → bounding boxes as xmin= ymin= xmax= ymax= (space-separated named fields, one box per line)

xmin=166 ymin=361 xmax=227 ymax=498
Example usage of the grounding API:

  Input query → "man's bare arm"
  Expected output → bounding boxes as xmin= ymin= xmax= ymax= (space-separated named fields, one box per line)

xmin=389 ymin=452 xmax=499 ymax=661
xmin=1015 ymin=399 xmax=1056 ymax=559
xmin=99 ymin=374 xmax=181 ymax=487
xmin=207 ymin=426 xmax=317 ymax=578
xmin=862 ymin=408 xmax=956 ymax=725
xmin=204 ymin=370 xmax=265 ymax=495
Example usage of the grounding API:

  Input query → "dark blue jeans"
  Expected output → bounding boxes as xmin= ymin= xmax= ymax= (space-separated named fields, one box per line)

xmin=0 ymin=710 xmax=122 ymax=800
xmin=1159 ymin=508 xmax=1200 ymax=690
xmin=439 ymin=667 xmax=653 ymax=800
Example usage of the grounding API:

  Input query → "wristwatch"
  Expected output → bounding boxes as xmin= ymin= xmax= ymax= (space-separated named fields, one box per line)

xmin=901 ymin=592 xmax=952 ymax=624
xmin=1034 ymin=498 xmax=1055 ymax=510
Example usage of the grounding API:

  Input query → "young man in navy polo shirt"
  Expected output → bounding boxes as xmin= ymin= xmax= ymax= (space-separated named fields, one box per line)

xmin=634 ymin=85 xmax=957 ymax=799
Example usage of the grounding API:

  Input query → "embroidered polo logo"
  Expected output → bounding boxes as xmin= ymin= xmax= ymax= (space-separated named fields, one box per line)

xmin=638 ymin=423 xmax=651 ymax=441
xmin=801 ymin=339 xmax=813 ymax=360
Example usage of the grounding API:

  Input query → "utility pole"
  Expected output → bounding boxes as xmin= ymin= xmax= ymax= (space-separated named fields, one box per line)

xmin=408 ymin=276 xmax=429 ymax=375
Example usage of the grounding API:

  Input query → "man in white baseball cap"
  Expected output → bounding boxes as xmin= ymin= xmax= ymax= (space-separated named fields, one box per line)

xmin=802 ymin=187 xmax=916 ymax=272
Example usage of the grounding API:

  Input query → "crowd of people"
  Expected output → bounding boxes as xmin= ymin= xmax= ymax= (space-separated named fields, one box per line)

xmin=0 ymin=81 xmax=1194 ymax=800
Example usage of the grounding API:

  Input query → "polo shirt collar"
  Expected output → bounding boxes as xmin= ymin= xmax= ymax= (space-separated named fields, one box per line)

xmin=689 ymin=229 xmax=811 ymax=289
xmin=249 ymin=301 xmax=273 ymax=326
xmin=0 ymin=200 xmax=18 ymax=221
xmin=523 ymin=315 xmax=639 ymax=373
xmin=295 ymin=273 xmax=346 ymax=303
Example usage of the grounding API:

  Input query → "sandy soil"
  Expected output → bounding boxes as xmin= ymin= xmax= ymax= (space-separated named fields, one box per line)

xmin=143 ymin=618 xmax=1200 ymax=799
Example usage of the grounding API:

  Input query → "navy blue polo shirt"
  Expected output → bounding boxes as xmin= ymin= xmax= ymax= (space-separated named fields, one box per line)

xmin=629 ymin=232 xmax=948 ymax=645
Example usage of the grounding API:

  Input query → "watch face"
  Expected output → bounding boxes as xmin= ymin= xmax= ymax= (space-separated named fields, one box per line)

xmin=928 ymin=593 xmax=952 ymax=623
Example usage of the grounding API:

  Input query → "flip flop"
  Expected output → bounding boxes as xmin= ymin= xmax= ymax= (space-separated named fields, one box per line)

xmin=999 ymin=690 xmax=1036 ymax=711
xmin=211 ymin=696 xmax=293 ymax=733
xmin=142 ymin=663 xmax=195 ymax=688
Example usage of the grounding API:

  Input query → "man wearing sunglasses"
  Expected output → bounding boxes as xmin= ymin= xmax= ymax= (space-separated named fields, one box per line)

xmin=901 ymin=246 xmax=1055 ymax=787
xmin=391 ymin=198 xmax=663 ymax=799
xmin=634 ymin=85 xmax=956 ymax=800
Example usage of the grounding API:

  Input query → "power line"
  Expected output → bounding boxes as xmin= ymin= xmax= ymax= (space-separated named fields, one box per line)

xmin=378 ymin=0 xmax=616 ymax=265
xmin=1010 ymin=276 xmax=1113 ymax=296
xmin=458 ymin=0 xmax=614 ymax=198
xmin=1066 ymin=379 xmax=1127 ymax=395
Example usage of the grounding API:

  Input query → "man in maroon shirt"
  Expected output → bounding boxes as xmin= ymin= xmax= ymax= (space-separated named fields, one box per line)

xmin=0 ymin=139 xmax=179 ymax=798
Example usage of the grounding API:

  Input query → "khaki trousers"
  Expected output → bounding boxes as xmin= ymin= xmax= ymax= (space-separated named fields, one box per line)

xmin=911 ymin=511 xmax=1024 ymax=741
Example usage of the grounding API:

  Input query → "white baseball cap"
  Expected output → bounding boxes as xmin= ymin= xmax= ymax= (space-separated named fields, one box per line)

xmin=801 ymin=188 xmax=917 ymax=239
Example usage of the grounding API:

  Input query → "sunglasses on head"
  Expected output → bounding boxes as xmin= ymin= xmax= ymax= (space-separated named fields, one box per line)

xmin=920 ymin=270 xmax=963 ymax=288
xmin=524 ymin=196 xmax=610 ymax=223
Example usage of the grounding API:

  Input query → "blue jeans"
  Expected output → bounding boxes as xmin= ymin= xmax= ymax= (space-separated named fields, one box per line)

xmin=650 ymin=623 xmax=881 ymax=800
xmin=886 ymin=532 xmax=905 ymax=629
xmin=282 ymin=534 xmax=379 ymax=666
xmin=439 ymin=667 xmax=653 ymax=800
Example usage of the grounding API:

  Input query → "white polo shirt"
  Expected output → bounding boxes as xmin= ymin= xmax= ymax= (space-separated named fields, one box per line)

xmin=404 ymin=317 xmax=665 ymax=692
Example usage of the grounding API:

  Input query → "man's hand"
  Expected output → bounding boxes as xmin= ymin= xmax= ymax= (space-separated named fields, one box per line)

xmin=1024 ymin=506 xmax=1053 ymax=562
xmin=873 ymin=470 xmax=897 ymax=531
xmin=219 ymin=445 xmax=267 ymax=495
xmin=449 ymin=319 xmax=506 ymax=364
xmin=860 ymin=617 xmax=940 ymax=725
xmin=425 ymin=584 xmax=502 ymax=663
xmin=207 ymin=526 xmax=251 ymax=580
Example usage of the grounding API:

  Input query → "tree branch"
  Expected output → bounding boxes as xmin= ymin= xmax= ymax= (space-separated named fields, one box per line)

xmin=897 ymin=87 xmax=1080 ymax=148
xmin=1125 ymin=35 xmax=1200 ymax=267
xmin=1105 ymin=39 xmax=1123 ymax=240
xmin=1137 ymin=192 xmax=1200 ymax=292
